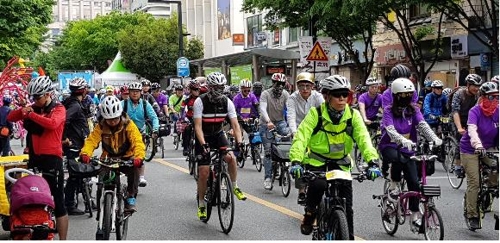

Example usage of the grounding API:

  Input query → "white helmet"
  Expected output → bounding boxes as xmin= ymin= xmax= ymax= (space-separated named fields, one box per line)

xmin=491 ymin=75 xmax=499 ymax=83
xmin=128 ymin=82 xmax=142 ymax=90
xmin=28 ymin=76 xmax=53 ymax=96
xmin=431 ymin=80 xmax=444 ymax=88
xmin=391 ymin=78 xmax=415 ymax=94
xmin=442 ymin=88 xmax=452 ymax=96
xmin=271 ymin=73 xmax=287 ymax=83
xmin=465 ymin=74 xmax=483 ymax=86
xmin=239 ymin=79 xmax=252 ymax=88
xmin=319 ymin=75 xmax=350 ymax=92
xmin=194 ymin=76 xmax=207 ymax=84
xmin=365 ymin=77 xmax=381 ymax=86
xmin=100 ymin=96 xmax=123 ymax=119
xmin=69 ymin=77 xmax=88 ymax=93
xmin=207 ymin=72 xmax=227 ymax=86
xmin=480 ymin=81 xmax=499 ymax=95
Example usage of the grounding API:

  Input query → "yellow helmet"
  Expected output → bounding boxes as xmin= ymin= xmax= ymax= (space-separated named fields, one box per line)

xmin=105 ymin=85 xmax=114 ymax=92
xmin=296 ymin=72 xmax=314 ymax=84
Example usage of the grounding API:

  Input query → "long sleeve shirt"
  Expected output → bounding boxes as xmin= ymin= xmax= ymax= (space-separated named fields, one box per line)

xmin=286 ymin=90 xmax=324 ymax=134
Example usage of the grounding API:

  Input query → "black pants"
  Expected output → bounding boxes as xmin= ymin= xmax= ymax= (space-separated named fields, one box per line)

xmin=304 ymin=165 xmax=355 ymax=240
xmin=29 ymin=154 xmax=67 ymax=217
xmin=0 ymin=137 xmax=9 ymax=156
xmin=381 ymin=147 xmax=420 ymax=212
xmin=182 ymin=124 xmax=192 ymax=150
xmin=63 ymin=148 xmax=80 ymax=209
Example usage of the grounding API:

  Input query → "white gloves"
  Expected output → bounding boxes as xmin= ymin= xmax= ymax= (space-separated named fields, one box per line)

xmin=434 ymin=138 xmax=443 ymax=147
xmin=401 ymin=139 xmax=416 ymax=151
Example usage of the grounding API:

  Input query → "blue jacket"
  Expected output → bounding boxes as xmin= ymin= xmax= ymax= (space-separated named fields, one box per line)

xmin=423 ymin=92 xmax=447 ymax=124
xmin=122 ymin=98 xmax=160 ymax=132
xmin=0 ymin=106 xmax=13 ymax=134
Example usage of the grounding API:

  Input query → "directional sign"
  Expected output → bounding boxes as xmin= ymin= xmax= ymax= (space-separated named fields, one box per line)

xmin=176 ymin=57 xmax=190 ymax=77
xmin=306 ymin=42 xmax=329 ymax=61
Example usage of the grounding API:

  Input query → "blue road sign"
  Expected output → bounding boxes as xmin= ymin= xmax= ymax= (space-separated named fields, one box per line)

xmin=177 ymin=57 xmax=190 ymax=77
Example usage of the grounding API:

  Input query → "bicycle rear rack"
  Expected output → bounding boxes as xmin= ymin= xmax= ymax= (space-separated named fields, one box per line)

xmin=422 ymin=184 xmax=441 ymax=197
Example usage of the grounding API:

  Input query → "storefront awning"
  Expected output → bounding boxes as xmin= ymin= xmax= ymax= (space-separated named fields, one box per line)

xmin=191 ymin=48 xmax=300 ymax=67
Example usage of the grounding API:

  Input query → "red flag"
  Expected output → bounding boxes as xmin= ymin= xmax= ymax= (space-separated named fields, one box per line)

xmin=38 ymin=67 xmax=46 ymax=76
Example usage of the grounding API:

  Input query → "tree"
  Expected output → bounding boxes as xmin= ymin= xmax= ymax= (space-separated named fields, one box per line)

xmin=118 ymin=13 xmax=204 ymax=82
xmin=185 ymin=37 xmax=205 ymax=76
xmin=0 ymin=0 xmax=53 ymax=68
xmin=428 ymin=0 xmax=498 ymax=57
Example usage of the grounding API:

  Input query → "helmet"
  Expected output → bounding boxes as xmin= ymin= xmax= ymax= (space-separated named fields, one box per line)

xmin=229 ymin=85 xmax=239 ymax=92
xmin=391 ymin=78 xmax=415 ymax=94
xmin=491 ymin=75 xmax=499 ymax=83
xmin=141 ymin=78 xmax=151 ymax=86
xmin=120 ymin=85 xmax=129 ymax=94
xmin=194 ymin=76 xmax=207 ymax=84
xmin=69 ymin=77 xmax=88 ymax=93
xmin=128 ymin=82 xmax=142 ymax=90
xmin=174 ymin=84 xmax=184 ymax=90
xmin=253 ymin=82 xmax=263 ymax=88
xmin=442 ymin=88 xmax=452 ymax=96
xmin=223 ymin=85 xmax=231 ymax=94
xmin=27 ymin=76 xmax=53 ymax=96
xmin=354 ymin=84 xmax=363 ymax=92
xmin=100 ymin=96 xmax=123 ymax=119
xmin=480 ymin=81 xmax=499 ymax=95
xmin=431 ymin=80 xmax=444 ymax=88
xmin=465 ymin=74 xmax=483 ymax=86
xmin=89 ymin=88 xmax=96 ymax=92
xmin=207 ymin=72 xmax=227 ymax=86
xmin=2 ymin=95 xmax=12 ymax=104
xmin=271 ymin=73 xmax=287 ymax=83
xmin=151 ymin=83 xmax=161 ymax=90
xmin=296 ymin=72 xmax=314 ymax=84
xmin=188 ymin=80 xmax=200 ymax=90
xmin=105 ymin=85 xmax=114 ymax=92
xmin=365 ymin=77 xmax=381 ymax=86
xmin=199 ymin=84 xmax=208 ymax=94
xmin=319 ymin=75 xmax=350 ymax=92
xmin=424 ymin=78 xmax=432 ymax=87
xmin=390 ymin=64 xmax=411 ymax=79
xmin=239 ymin=79 xmax=252 ymax=88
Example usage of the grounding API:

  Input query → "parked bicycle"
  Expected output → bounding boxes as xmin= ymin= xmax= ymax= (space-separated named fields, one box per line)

xmin=199 ymin=146 xmax=235 ymax=234
xmin=266 ymin=128 xmax=292 ymax=197
xmin=236 ymin=118 xmax=263 ymax=172
xmin=302 ymin=170 xmax=366 ymax=240
xmin=92 ymin=157 xmax=134 ymax=240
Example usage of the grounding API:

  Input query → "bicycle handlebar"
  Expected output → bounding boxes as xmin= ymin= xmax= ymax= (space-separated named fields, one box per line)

xmin=302 ymin=170 xmax=366 ymax=183
xmin=267 ymin=128 xmax=292 ymax=140
xmin=90 ymin=157 xmax=134 ymax=168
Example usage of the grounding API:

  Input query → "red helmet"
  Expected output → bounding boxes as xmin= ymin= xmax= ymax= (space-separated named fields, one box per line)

xmin=199 ymin=84 xmax=208 ymax=94
xmin=120 ymin=85 xmax=129 ymax=94
xmin=188 ymin=80 xmax=200 ymax=90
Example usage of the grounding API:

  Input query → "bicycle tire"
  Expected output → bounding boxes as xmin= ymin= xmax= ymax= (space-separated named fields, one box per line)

xmin=328 ymin=209 xmax=349 ymax=240
xmin=82 ymin=179 xmax=93 ymax=218
xmin=188 ymin=156 xmax=195 ymax=176
xmin=102 ymin=193 xmax=113 ymax=240
xmin=281 ymin=164 xmax=291 ymax=197
xmin=217 ymin=171 xmax=234 ymax=234
xmin=174 ymin=135 xmax=180 ymax=150
xmin=116 ymin=185 xmax=129 ymax=240
xmin=203 ymin=173 xmax=214 ymax=223
xmin=380 ymin=196 xmax=399 ymax=235
xmin=237 ymin=151 xmax=245 ymax=168
xmin=144 ymin=122 xmax=156 ymax=162
xmin=253 ymin=148 xmax=262 ymax=172
xmin=423 ymin=206 xmax=444 ymax=240
xmin=160 ymin=138 xmax=165 ymax=158
xmin=354 ymin=145 xmax=364 ymax=173
xmin=444 ymin=137 xmax=463 ymax=189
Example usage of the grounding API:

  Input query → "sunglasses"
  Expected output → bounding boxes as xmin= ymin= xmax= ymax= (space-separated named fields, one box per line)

xmin=31 ymin=94 xmax=43 ymax=101
xmin=487 ymin=95 xmax=499 ymax=101
xmin=398 ymin=92 xmax=413 ymax=98
xmin=330 ymin=91 xmax=349 ymax=98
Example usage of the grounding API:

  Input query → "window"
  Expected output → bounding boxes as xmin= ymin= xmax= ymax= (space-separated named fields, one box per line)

xmin=409 ymin=3 xmax=430 ymax=19
xmin=288 ymin=27 xmax=298 ymax=43
xmin=246 ymin=15 xmax=262 ymax=48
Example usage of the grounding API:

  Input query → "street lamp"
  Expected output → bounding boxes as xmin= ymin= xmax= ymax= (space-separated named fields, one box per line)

xmin=149 ymin=0 xmax=185 ymax=58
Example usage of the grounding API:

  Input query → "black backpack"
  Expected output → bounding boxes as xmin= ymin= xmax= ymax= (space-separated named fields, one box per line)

xmin=312 ymin=106 xmax=354 ymax=139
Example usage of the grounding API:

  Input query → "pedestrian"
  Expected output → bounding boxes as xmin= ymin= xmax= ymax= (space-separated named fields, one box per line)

xmin=0 ymin=95 xmax=13 ymax=156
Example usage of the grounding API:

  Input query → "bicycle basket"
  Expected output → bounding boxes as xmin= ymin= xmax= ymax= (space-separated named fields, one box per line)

xmin=422 ymin=184 xmax=441 ymax=197
xmin=250 ymin=132 xmax=262 ymax=145
xmin=271 ymin=143 xmax=291 ymax=162
xmin=67 ymin=158 xmax=101 ymax=178
xmin=176 ymin=121 xmax=188 ymax=133
xmin=159 ymin=123 xmax=171 ymax=137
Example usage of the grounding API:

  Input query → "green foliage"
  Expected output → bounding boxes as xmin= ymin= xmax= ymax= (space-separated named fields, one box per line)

xmin=242 ymin=0 xmax=312 ymax=30
xmin=414 ymin=25 xmax=434 ymax=41
xmin=185 ymin=37 xmax=205 ymax=76
xmin=0 ymin=0 xmax=53 ymax=68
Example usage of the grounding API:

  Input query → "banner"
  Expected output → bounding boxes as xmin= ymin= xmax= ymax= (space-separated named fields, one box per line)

xmin=58 ymin=71 xmax=95 ymax=90
xmin=217 ymin=0 xmax=231 ymax=40
xmin=298 ymin=36 xmax=313 ymax=66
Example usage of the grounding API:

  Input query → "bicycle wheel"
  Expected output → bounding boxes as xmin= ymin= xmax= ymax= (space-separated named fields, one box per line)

xmin=188 ymin=156 xmax=195 ymax=176
xmin=237 ymin=149 xmax=245 ymax=168
xmin=444 ymin=137 xmax=463 ymax=189
xmin=102 ymin=193 xmax=113 ymax=240
xmin=202 ymin=171 xmax=214 ymax=223
xmin=380 ymin=196 xmax=399 ymax=235
xmin=423 ymin=206 xmax=444 ymax=240
xmin=145 ymin=136 xmax=157 ymax=162
xmin=253 ymin=148 xmax=262 ymax=172
xmin=217 ymin=171 xmax=234 ymax=234
xmin=327 ymin=209 xmax=349 ymax=240
xmin=354 ymin=144 xmax=364 ymax=173
xmin=82 ymin=178 xmax=93 ymax=218
xmin=160 ymin=138 xmax=165 ymax=158
xmin=280 ymin=164 xmax=291 ymax=197
xmin=116 ymin=185 xmax=129 ymax=240
xmin=174 ymin=134 xmax=180 ymax=150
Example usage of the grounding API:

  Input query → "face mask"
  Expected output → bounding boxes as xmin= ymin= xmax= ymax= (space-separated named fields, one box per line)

xmin=272 ymin=83 xmax=284 ymax=98
xmin=207 ymin=85 xmax=225 ymax=103
xmin=396 ymin=96 xmax=412 ymax=107
xmin=253 ymin=89 xmax=262 ymax=96
xmin=480 ymin=96 xmax=499 ymax=117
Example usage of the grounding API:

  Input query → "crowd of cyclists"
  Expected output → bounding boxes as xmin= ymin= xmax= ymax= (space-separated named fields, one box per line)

xmin=0 ymin=60 xmax=498 ymax=240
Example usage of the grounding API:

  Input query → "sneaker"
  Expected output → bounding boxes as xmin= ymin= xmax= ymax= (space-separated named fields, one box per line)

xmin=264 ymin=178 xmax=272 ymax=190
xmin=454 ymin=166 xmax=465 ymax=178
xmin=468 ymin=217 xmax=480 ymax=230
xmin=300 ymin=211 xmax=316 ymax=235
xmin=233 ymin=187 xmax=247 ymax=201
xmin=197 ymin=206 xmax=207 ymax=221
xmin=125 ymin=197 xmax=137 ymax=212
xmin=139 ymin=178 xmax=148 ymax=187
xmin=67 ymin=207 xmax=85 ymax=215
xmin=297 ymin=193 xmax=306 ymax=205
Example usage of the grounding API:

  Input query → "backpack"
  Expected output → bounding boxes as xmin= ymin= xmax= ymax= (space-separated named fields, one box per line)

xmin=312 ymin=106 xmax=354 ymax=140
xmin=446 ymin=87 xmax=465 ymax=112
xmin=123 ymin=99 xmax=148 ymax=120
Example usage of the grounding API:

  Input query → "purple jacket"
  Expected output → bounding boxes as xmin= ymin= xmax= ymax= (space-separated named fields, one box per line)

xmin=233 ymin=93 xmax=259 ymax=119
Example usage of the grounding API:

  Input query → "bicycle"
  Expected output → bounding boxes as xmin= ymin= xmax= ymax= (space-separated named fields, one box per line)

xmin=435 ymin=117 xmax=463 ymax=189
xmin=236 ymin=118 xmax=263 ymax=172
xmin=302 ymin=170 xmax=366 ymax=240
xmin=92 ymin=157 xmax=134 ymax=240
xmin=266 ymin=128 xmax=292 ymax=197
xmin=185 ymin=124 xmax=198 ymax=181
xmin=64 ymin=154 xmax=97 ymax=218
xmin=373 ymin=145 xmax=444 ymax=240
xmin=354 ymin=115 xmax=382 ymax=173
xmin=463 ymin=151 xmax=499 ymax=231
xmin=199 ymin=146 xmax=235 ymax=234
xmin=143 ymin=121 xmax=157 ymax=162
xmin=174 ymin=120 xmax=187 ymax=151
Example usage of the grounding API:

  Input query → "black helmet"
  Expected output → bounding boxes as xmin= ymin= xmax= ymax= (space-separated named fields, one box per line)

xmin=151 ymin=83 xmax=161 ymax=90
xmin=253 ymin=82 xmax=263 ymax=88
xmin=390 ymin=64 xmax=411 ymax=79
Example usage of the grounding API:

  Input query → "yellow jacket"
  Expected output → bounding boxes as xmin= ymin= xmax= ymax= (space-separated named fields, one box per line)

xmin=81 ymin=114 xmax=145 ymax=160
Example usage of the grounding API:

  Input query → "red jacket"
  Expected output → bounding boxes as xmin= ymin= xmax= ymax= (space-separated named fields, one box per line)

xmin=7 ymin=104 xmax=66 ymax=158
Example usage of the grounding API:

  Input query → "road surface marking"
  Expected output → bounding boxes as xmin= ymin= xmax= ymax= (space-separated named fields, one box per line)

xmin=154 ymin=158 xmax=365 ymax=241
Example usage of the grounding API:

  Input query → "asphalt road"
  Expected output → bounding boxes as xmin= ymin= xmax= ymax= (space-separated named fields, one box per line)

xmin=1 ymin=137 xmax=498 ymax=240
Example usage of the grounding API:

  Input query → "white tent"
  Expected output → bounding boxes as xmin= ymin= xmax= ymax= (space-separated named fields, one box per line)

xmin=95 ymin=52 xmax=138 ymax=88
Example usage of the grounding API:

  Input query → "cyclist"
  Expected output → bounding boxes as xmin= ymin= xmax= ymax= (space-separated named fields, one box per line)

xmin=119 ymin=85 xmax=130 ymax=101
xmin=381 ymin=64 xmax=418 ymax=107
xmin=260 ymin=73 xmax=290 ymax=190
xmin=460 ymin=81 xmax=499 ymax=230
xmin=151 ymin=83 xmax=169 ymax=118
xmin=252 ymin=81 xmax=263 ymax=101
xmin=358 ymin=78 xmax=382 ymax=128
xmin=123 ymin=82 xmax=160 ymax=188
xmin=286 ymin=72 xmax=324 ymax=204
xmin=378 ymin=78 xmax=442 ymax=231
xmin=141 ymin=78 xmax=160 ymax=111
xmin=169 ymin=84 xmax=184 ymax=135
xmin=100 ymin=85 xmax=114 ymax=102
xmin=232 ymin=79 xmax=260 ymax=161
xmin=289 ymin=75 xmax=381 ymax=239
xmin=419 ymin=78 xmax=432 ymax=103
xmin=491 ymin=75 xmax=499 ymax=84
xmin=423 ymin=80 xmax=448 ymax=128
xmin=7 ymin=76 xmax=68 ymax=240
xmin=62 ymin=78 xmax=91 ymax=215
xmin=194 ymin=76 xmax=207 ymax=86
xmin=228 ymin=85 xmax=239 ymax=100
xmin=80 ymin=96 xmax=146 ymax=212
xmin=88 ymin=88 xmax=100 ymax=105
xmin=180 ymin=80 xmax=201 ymax=156
xmin=0 ymin=95 xmax=13 ymax=156
xmin=193 ymin=72 xmax=247 ymax=220
xmin=451 ymin=74 xmax=483 ymax=177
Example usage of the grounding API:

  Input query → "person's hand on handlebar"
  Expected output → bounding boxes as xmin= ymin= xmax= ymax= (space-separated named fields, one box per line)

xmin=289 ymin=162 xmax=304 ymax=179
xmin=80 ymin=154 xmax=90 ymax=164
xmin=266 ymin=121 xmax=275 ymax=130
xmin=365 ymin=160 xmax=382 ymax=181
xmin=475 ymin=146 xmax=486 ymax=157
xmin=401 ymin=139 xmax=416 ymax=151
xmin=133 ymin=158 xmax=144 ymax=168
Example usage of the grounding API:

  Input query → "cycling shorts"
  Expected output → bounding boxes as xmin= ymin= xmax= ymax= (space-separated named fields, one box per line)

xmin=194 ymin=131 xmax=229 ymax=166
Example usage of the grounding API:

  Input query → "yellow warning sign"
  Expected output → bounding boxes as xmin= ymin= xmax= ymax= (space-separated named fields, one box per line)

xmin=306 ymin=42 xmax=328 ymax=61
